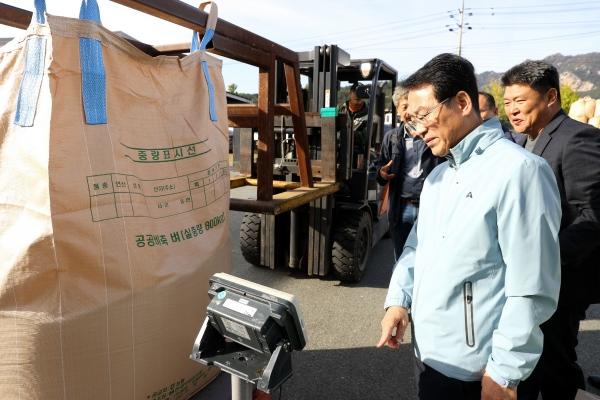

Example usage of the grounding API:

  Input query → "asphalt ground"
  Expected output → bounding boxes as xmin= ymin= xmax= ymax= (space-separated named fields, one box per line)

xmin=194 ymin=210 xmax=600 ymax=400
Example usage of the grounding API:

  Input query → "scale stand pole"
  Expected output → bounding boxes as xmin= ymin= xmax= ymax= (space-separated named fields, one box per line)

xmin=231 ymin=375 xmax=254 ymax=400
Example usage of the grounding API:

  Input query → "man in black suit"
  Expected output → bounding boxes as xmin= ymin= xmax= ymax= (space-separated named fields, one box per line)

xmin=502 ymin=60 xmax=600 ymax=400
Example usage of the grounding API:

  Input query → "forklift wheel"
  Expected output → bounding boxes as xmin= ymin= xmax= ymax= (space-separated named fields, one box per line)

xmin=240 ymin=213 xmax=262 ymax=266
xmin=331 ymin=210 xmax=372 ymax=282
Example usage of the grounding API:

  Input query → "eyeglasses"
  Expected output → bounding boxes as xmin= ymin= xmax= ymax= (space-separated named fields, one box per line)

xmin=405 ymin=98 xmax=450 ymax=134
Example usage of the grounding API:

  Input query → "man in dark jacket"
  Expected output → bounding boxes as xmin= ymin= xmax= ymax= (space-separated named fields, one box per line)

xmin=376 ymin=85 xmax=442 ymax=259
xmin=502 ymin=60 xmax=600 ymax=400
xmin=478 ymin=91 xmax=526 ymax=144
xmin=339 ymin=84 xmax=369 ymax=169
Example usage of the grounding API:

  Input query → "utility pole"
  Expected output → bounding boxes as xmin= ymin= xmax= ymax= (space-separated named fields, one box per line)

xmin=447 ymin=1 xmax=472 ymax=56
xmin=458 ymin=0 xmax=465 ymax=56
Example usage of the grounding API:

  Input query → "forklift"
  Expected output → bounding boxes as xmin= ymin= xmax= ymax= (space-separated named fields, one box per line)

xmin=233 ymin=45 xmax=397 ymax=282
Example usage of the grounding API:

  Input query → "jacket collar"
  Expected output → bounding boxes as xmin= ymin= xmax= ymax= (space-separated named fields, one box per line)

xmin=541 ymin=109 xmax=567 ymax=136
xmin=532 ymin=110 xmax=566 ymax=155
xmin=447 ymin=117 xmax=504 ymax=167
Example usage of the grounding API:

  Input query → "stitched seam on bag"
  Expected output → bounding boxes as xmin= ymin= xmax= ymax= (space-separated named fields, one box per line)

xmin=104 ymin=124 xmax=135 ymax=399
xmin=80 ymin=121 xmax=115 ymax=398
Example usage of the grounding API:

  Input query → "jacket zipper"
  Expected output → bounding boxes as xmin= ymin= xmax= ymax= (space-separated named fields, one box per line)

xmin=463 ymin=281 xmax=475 ymax=347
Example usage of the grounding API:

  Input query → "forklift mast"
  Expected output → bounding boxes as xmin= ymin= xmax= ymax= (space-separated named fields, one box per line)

xmin=297 ymin=46 xmax=397 ymax=205
xmin=237 ymin=43 xmax=398 ymax=282
xmin=299 ymin=45 xmax=350 ymax=112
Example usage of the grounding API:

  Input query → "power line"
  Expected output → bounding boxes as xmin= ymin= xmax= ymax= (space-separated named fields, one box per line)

xmin=367 ymin=28 xmax=600 ymax=52
xmin=336 ymin=20 xmax=600 ymax=54
xmin=471 ymin=23 xmax=600 ymax=31
xmin=281 ymin=20 xmax=453 ymax=54
xmin=463 ymin=29 xmax=600 ymax=48
xmin=470 ymin=20 xmax=600 ymax=26
xmin=222 ymin=3 xmax=600 ymax=69
xmin=467 ymin=0 xmax=600 ymax=10
xmin=360 ymin=29 xmax=600 ymax=53
xmin=480 ymin=6 xmax=600 ymax=16
xmin=347 ymin=29 xmax=448 ymax=50
xmin=287 ymin=21 xmax=448 ymax=50
xmin=231 ymin=2 xmax=600 ymax=58
xmin=337 ymin=23 xmax=447 ymax=47
xmin=281 ymin=11 xmax=449 ymax=46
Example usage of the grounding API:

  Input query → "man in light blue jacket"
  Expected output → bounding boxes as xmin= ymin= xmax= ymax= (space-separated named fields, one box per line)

xmin=377 ymin=54 xmax=562 ymax=400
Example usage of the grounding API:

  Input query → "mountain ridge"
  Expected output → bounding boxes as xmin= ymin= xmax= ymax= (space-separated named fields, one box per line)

xmin=478 ymin=52 xmax=600 ymax=98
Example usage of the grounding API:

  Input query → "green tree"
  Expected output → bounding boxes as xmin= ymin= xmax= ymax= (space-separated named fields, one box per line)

xmin=227 ymin=83 xmax=238 ymax=94
xmin=236 ymin=92 xmax=258 ymax=103
xmin=481 ymin=80 xmax=508 ymax=124
xmin=560 ymin=84 xmax=579 ymax=114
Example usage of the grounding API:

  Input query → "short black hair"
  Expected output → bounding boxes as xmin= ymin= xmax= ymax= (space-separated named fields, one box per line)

xmin=501 ymin=60 xmax=561 ymax=103
xmin=478 ymin=91 xmax=496 ymax=109
xmin=402 ymin=53 xmax=479 ymax=113
xmin=350 ymin=82 xmax=361 ymax=93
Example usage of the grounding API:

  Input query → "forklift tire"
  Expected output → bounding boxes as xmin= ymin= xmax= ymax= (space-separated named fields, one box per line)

xmin=331 ymin=210 xmax=372 ymax=282
xmin=240 ymin=213 xmax=261 ymax=266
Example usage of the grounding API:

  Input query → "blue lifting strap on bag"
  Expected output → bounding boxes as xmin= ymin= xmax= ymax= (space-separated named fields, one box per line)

xmin=14 ymin=0 xmax=107 ymax=127
xmin=190 ymin=2 xmax=218 ymax=122
xmin=14 ymin=36 xmax=46 ymax=127
xmin=33 ymin=0 xmax=46 ymax=24
xmin=78 ymin=0 xmax=107 ymax=125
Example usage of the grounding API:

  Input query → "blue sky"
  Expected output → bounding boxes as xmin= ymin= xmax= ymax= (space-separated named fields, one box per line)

xmin=2 ymin=0 xmax=600 ymax=92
